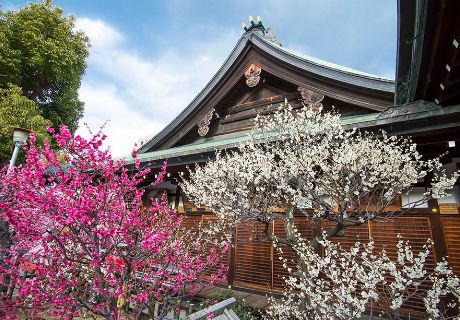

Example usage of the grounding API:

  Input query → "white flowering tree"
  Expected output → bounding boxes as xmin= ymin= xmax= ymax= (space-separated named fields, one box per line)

xmin=182 ymin=105 xmax=459 ymax=318
xmin=268 ymin=236 xmax=460 ymax=319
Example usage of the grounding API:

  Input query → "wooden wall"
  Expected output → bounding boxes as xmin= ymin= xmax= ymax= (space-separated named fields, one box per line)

xmin=178 ymin=213 xmax=457 ymax=288
xmin=179 ymin=213 xmax=460 ymax=316
xmin=441 ymin=217 xmax=460 ymax=274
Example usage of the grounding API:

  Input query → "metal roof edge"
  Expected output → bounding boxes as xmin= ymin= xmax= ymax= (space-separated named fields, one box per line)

xmin=139 ymin=29 xmax=396 ymax=154
xmin=394 ymin=0 xmax=428 ymax=105
xmin=122 ymin=112 xmax=380 ymax=165
xmin=253 ymin=34 xmax=395 ymax=87
xmin=137 ymin=35 xmax=250 ymax=154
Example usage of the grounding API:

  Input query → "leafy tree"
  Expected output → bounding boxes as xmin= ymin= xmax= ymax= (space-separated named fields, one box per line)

xmin=0 ymin=1 xmax=89 ymax=132
xmin=0 ymin=84 xmax=51 ymax=164
xmin=0 ymin=127 xmax=227 ymax=319
xmin=182 ymin=105 xmax=459 ymax=319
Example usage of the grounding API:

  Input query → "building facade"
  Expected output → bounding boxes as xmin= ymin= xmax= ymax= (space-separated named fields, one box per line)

xmin=126 ymin=2 xmax=460 ymax=315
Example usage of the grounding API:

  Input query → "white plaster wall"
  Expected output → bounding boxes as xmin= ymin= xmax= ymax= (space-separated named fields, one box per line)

xmin=402 ymin=187 xmax=428 ymax=208
xmin=438 ymin=159 xmax=460 ymax=205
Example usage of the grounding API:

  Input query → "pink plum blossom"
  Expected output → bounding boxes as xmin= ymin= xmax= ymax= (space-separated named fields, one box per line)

xmin=0 ymin=126 xmax=227 ymax=319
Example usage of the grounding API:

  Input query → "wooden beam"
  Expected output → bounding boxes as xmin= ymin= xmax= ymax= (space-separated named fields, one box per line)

xmin=226 ymin=91 xmax=299 ymax=115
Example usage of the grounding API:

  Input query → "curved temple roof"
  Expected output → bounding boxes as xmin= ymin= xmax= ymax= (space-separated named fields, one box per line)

xmin=138 ymin=25 xmax=395 ymax=154
xmin=262 ymin=38 xmax=393 ymax=84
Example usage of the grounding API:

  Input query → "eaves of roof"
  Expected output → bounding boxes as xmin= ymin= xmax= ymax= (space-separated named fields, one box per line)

xmin=123 ymin=104 xmax=460 ymax=166
xmin=252 ymin=35 xmax=395 ymax=92
xmin=138 ymin=30 xmax=395 ymax=154
xmin=122 ymin=112 xmax=380 ymax=165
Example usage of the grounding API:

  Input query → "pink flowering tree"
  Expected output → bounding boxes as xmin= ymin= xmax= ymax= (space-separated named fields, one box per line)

xmin=0 ymin=126 xmax=227 ymax=319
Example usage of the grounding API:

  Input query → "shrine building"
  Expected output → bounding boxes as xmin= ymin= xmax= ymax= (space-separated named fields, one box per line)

xmin=125 ymin=1 xmax=460 ymax=313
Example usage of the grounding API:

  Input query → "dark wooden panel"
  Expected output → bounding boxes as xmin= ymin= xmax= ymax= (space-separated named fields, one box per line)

xmin=321 ymin=221 xmax=370 ymax=251
xmin=371 ymin=217 xmax=436 ymax=316
xmin=441 ymin=217 xmax=460 ymax=275
xmin=234 ymin=221 xmax=272 ymax=290
xmin=225 ymin=91 xmax=299 ymax=115
xmin=272 ymin=217 xmax=315 ymax=291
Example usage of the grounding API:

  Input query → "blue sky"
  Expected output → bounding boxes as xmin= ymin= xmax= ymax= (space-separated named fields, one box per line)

xmin=4 ymin=0 xmax=397 ymax=156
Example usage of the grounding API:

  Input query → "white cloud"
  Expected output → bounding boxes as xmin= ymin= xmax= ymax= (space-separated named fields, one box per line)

xmin=74 ymin=18 xmax=123 ymax=50
xmin=75 ymin=18 xmax=239 ymax=157
xmin=77 ymin=84 xmax=165 ymax=155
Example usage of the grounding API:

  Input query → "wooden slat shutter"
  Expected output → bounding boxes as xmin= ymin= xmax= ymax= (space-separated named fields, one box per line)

xmin=272 ymin=217 xmax=315 ymax=291
xmin=370 ymin=217 xmax=435 ymax=316
xmin=321 ymin=221 xmax=370 ymax=251
xmin=441 ymin=217 xmax=460 ymax=275
xmin=179 ymin=214 xmax=202 ymax=232
xmin=234 ymin=221 xmax=272 ymax=290
xmin=370 ymin=217 xmax=435 ymax=265
xmin=179 ymin=214 xmax=228 ymax=283
xmin=201 ymin=215 xmax=229 ymax=280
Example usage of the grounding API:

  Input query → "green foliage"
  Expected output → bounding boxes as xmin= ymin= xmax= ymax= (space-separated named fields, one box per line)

xmin=0 ymin=85 xmax=51 ymax=164
xmin=0 ymin=0 xmax=90 ymax=132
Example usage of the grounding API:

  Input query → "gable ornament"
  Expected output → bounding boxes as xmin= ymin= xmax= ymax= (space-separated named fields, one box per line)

xmin=244 ymin=64 xmax=262 ymax=87
xmin=298 ymin=87 xmax=324 ymax=110
xmin=197 ymin=108 xmax=215 ymax=137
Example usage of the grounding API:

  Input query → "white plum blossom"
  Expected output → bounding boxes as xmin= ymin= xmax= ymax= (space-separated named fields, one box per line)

xmin=182 ymin=104 xmax=459 ymax=318
xmin=266 ymin=237 xmax=460 ymax=320
xmin=183 ymin=105 xmax=457 ymax=238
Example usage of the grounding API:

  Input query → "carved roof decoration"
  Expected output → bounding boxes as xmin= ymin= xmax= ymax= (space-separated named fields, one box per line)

xmin=298 ymin=87 xmax=324 ymax=110
xmin=242 ymin=16 xmax=282 ymax=46
xmin=197 ymin=108 xmax=215 ymax=137
xmin=244 ymin=64 xmax=262 ymax=87
xmin=138 ymin=19 xmax=395 ymax=154
xmin=377 ymin=100 xmax=440 ymax=121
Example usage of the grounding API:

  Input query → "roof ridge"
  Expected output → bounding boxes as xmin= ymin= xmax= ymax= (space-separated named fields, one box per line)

xmin=252 ymin=32 xmax=394 ymax=83
xmin=138 ymin=25 xmax=395 ymax=154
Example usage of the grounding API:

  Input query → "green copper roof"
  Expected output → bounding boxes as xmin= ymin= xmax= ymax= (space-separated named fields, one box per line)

xmin=260 ymin=36 xmax=395 ymax=83
xmin=341 ymin=112 xmax=379 ymax=125
xmin=122 ymin=112 xmax=380 ymax=165
xmin=122 ymin=102 xmax=460 ymax=165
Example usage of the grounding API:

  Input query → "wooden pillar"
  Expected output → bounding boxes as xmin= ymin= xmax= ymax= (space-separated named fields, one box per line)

xmin=429 ymin=213 xmax=449 ymax=261
xmin=227 ymin=227 xmax=236 ymax=287
xmin=426 ymin=172 xmax=448 ymax=260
